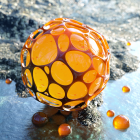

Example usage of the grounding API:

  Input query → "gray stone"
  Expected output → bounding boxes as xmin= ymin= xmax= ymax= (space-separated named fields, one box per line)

xmin=9 ymin=43 xmax=20 ymax=53
xmin=78 ymin=93 xmax=103 ymax=126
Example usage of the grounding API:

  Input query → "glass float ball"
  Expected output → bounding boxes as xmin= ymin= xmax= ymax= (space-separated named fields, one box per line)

xmin=20 ymin=18 xmax=110 ymax=111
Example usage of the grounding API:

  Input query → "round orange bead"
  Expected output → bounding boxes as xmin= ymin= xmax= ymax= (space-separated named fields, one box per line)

xmin=106 ymin=110 xmax=115 ymax=117
xmin=5 ymin=78 xmax=12 ymax=84
xmin=58 ymin=123 xmax=72 ymax=137
xmin=126 ymin=42 xmax=131 ymax=46
xmin=113 ymin=115 xmax=130 ymax=130
xmin=32 ymin=112 xmax=48 ymax=127
xmin=122 ymin=86 xmax=130 ymax=93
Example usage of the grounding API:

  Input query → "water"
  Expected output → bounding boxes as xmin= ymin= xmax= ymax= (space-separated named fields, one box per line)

xmin=99 ymin=41 xmax=140 ymax=140
xmin=0 ymin=80 xmax=45 ymax=140
xmin=0 ymin=41 xmax=140 ymax=140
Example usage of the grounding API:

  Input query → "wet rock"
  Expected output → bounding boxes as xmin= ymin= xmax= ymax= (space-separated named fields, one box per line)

xmin=115 ymin=52 xmax=139 ymax=72
xmin=108 ymin=40 xmax=140 ymax=80
xmin=9 ymin=43 xmax=20 ymax=53
xmin=78 ymin=93 xmax=103 ymax=126
xmin=0 ymin=11 xmax=39 ymax=42
xmin=110 ymin=65 xmax=125 ymax=80
xmin=16 ymin=79 xmax=26 ymax=95
xmin=78 ymin=103 xmax=101 ymax=126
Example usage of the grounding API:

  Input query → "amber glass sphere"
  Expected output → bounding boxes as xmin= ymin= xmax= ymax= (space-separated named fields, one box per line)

xmin=32 ymin=112 xmax=48 ymax=127
xmin=106 ymin=110 xmax=115 ymax=117
xmin=113 ymin=115 xmax=130 ymax=130
xmin=21 ymin=18 xmax=110 ymax=111
xmin=5 ymin=78 xmax=12 ymax=84
xmin=122 ymin=86 xmax=130 ymax=93
xmin=58 ymin=123 xmax=72 ymax=137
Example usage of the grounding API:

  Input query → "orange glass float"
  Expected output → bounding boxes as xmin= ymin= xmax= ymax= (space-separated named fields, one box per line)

xmin=21 ymin=18 xmax=110 ymax=111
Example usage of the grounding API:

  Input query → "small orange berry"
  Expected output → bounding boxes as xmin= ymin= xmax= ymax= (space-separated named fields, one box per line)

xmin=5 ymin=78 xmax=12 ymax=84
xmin=58 ymin=123 xmax=72 ymax=137
xmin=122 ymin=86 xmax=130 ymax=93
xmin=32 ymin=112 xmax=48 ymax=127
xmin=106 ymin=110 xmax=115 ymax=117
xmin=126 ymin=42 xmax=131 ymax=46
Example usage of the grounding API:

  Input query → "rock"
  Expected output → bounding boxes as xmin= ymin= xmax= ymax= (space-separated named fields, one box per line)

xmin=108 ymin=40 xmax=140 ymax=80
xmin=9 ymin=43 xmax=20 ymax=53
xmin=16 ymin=79 xmax=26 ymax=95
xmin=78 ymin=104 xmax=101 ymax=126
xmin=0 ymin=11 xmax=39 ymax=42
xmin=78 ymin=93 xmax=103 ymax=126
xmin=110 ymin=65 xmax=125 ymax=80
xmin=115 ymin=52 xmax=139 ymax=72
